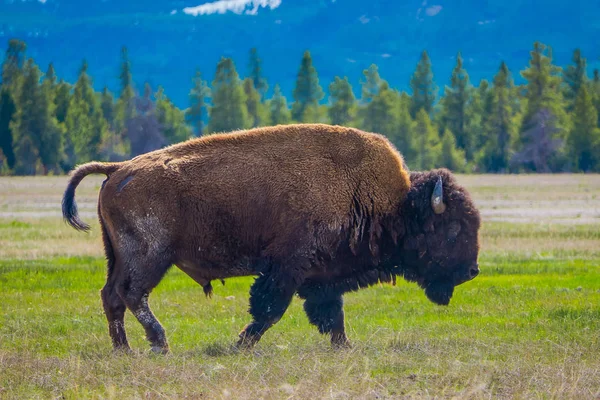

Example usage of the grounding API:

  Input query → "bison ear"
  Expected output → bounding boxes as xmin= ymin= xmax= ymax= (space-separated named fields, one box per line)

xmin=431 ymin=176 xmax=446 ymax=214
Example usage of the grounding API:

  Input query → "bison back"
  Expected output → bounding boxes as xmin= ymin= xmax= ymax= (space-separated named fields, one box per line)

xmin=100 ymin=124 xmax=411 ymax=268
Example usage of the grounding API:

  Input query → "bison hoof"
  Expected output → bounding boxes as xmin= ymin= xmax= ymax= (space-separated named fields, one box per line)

xmin=332 ymin=341 xmax=352 ymax=350
xmin=235 ymin=335 xmax=260 ymax=350
xmin=112 ymin=344 xmax=133 ymax=354
xmin=331 ymin=335 xmax=352 ymax=349
xmin=150 ymin=345 xmax=170 ymax=355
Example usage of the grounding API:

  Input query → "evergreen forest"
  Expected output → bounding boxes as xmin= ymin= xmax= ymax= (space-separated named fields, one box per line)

xmin=1 ymin=39 xmax=599 ymax=175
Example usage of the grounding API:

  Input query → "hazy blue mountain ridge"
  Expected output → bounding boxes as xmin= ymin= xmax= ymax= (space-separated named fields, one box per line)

xmin=1 ymin=0 xmax=597 ymax=107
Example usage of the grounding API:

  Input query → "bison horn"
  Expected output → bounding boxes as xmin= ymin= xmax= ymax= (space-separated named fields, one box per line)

xmin=432 ymin=176 xmax=446 ymax=214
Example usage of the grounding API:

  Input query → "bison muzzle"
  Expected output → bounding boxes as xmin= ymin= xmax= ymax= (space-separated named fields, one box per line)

xmin=62 ymin=123 xmax=481 ymax=352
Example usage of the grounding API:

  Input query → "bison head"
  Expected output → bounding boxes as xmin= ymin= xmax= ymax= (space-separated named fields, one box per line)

xmin=396 ymin=168 xmax=481 ymax=305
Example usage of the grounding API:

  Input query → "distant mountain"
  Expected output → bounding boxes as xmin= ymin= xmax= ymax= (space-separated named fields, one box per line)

xmin=1 ymin=0 xmax=597 ymax=107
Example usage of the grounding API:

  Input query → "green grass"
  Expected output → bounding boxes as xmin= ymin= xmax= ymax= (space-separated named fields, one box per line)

xmin=1 ymin=251 xmax=599 ymax=398
xmin=1 ymin=175 xmax=600 ymax=398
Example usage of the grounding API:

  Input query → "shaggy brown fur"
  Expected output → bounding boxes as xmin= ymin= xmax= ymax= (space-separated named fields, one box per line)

xmin=62 ymin=123 xmax=481 ymax=352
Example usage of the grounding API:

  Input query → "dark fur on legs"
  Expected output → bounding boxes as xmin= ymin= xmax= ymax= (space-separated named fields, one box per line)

xmin=299 ymin=284 xmax=350 ymax=348
xmin=98 ymin=205 xmax=131 ymax=351
xmin=237 ymin=268 xmax=299 ymax=348
xmin=115 ymin=256 xmax=173 ymax=353
xmin=127 ymin=292 xmax=169 ymax=354
xmin=101 ymin=281 xmax=129 ymax=351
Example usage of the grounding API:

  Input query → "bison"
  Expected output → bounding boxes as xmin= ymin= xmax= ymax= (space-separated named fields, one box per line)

xmin=62 ymin=123 xmax=481 ymax=353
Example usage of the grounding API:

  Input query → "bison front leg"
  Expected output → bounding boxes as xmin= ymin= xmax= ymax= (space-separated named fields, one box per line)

xmin=301 ymin=288 xmax=350 ymax=348
xmin=236 ymin=271 xmax=300 ymax=349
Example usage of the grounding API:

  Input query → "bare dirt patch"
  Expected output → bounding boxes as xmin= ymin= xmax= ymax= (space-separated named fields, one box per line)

xmin=457 ymin=174 xmax=600 ymax=224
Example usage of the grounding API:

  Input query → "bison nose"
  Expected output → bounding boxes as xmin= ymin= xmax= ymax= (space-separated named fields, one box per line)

xmin=469 ymin=264 xmax=480 ymax=279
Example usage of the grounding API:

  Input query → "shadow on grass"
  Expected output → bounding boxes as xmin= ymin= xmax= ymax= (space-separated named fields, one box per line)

xmin=174 ymin=342 xmax=253 ymax=358
xmin=202 ymin=342 xmax=239 ymax=357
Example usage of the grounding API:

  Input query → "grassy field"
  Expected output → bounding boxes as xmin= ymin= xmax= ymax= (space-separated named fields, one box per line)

xmin=0 ymin=174 xmax=599 ymax=399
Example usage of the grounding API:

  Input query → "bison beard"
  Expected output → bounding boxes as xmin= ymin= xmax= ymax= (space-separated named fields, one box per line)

xmin=61 ymin=123 xmax=481 ymax=353
xmin=425 ymin=281 xmax=455 ymax=306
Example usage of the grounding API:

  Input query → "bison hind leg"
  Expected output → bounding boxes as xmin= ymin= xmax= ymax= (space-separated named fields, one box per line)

xmin=101 ymin=279 xmax=129 ymax=352
xmin=99 ymin=213 xmax=130 ymax=352
xmin=298 ymin=284 xmax=350 ymax=348
xmin=116 ymin=255 xmax=173 ymax=354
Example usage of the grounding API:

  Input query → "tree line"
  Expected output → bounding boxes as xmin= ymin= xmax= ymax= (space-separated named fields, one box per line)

xmin=0 ymin=39 xmax=599 ymax=175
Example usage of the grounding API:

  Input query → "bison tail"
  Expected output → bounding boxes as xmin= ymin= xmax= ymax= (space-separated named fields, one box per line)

xmin=62 ymin=162 xmax=120 ymax=232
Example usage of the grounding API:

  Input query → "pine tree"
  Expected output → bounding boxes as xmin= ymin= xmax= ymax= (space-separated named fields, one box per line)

xmin=155 ymin=86 xmax=191 ymax=144
xmin=476 ymin=80 xmax=493 ymax=134
xmin=44 ymin=63 xmax=57 ymax=86
xmin=98 ymin=86 xmax=125 ymax=161
xmin=359 ymin=65 xmax=388 ymax=128
xmin=185 ymin=69 xmax=211 ymax=137
xmin=328 ymin=76 xmax=356 ymax=126
xmin=12 ymin=135 xmax=39 ymax=176
xmin=119 ymin=47 xmax=134 ymax=104
xmin=0 ymin=148 xmax=8 ymax=175
xmin=520 ymin=43 xmax=565 ymax=123
xmin=208 ymin=57 xmax=249 ymax=133
xmin=514 ymin=42 xmax=568 ymax=172
xmin=291 ymin=51 xmax=324 ymax=122
xmin=440 ymin=128 xmax=467 ymax=172
xmin=360 ymin=64 xmax=383 ymax=104
xmin=478 ymin=62 xmax=517 ymax=172
xmin=10 ymin=59 xmax=43 ymax=175
xmin=440 ymin=53 xmax=472 ymax=158
xmin=64 ymin=102 xmax=90 ymax=168
xmin=269 ymin=84 xmax=291 ymax=125
xmin=115 ymin=46 xmax=136 ymax=136
xmin=72 ymin=61 xmax=97 ymax=115
xmin=99 ymin=86 xmax=129 ymax=161
xmin=54 ymin=80 xmax=71 ymax=124
xmin=248 ymin=48 xmax=268 ymax=102
xmin=65 ymin=60 xmax=104 ymax=165
xmin=410 ymin=50 xmax=437 ymax=118
xmin=391 ymin=92 xmax=416 ymax=162
xmin=563 ymin=49 xmax=587 ymax=111
xmin=1 ymin=39 xmax=27 ymax=88
xmin=568 ymin=85 xmax=600 ymax=171
xmin=100 ymin=87 xmax=115 ymax=128
xmin=362 ymin=82 xmax=397 ymax=137
xmin=243 ymin=78 xmax=265 ymax=127
xmin=592 ymin=70 xmax=600 ymax=127
xmin=39 ymin=63 xmax=62 ymax=173
xmin=413 ymin=108 xmax=441 ymax=170
xmin=0 ymin=88 xmax=16 ymax=171
xmin=0 ymin=39 xmax=27 ymax=171
xmin=465 ymin=79 xmax=492 ymax=159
